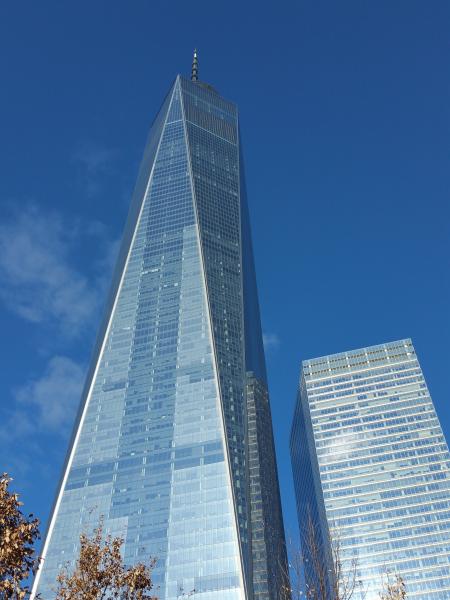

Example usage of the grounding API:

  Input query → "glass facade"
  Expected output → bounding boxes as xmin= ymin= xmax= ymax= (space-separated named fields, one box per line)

xmin=246 ymin=373 xmax=288 ymax=600
xmin=32 ymin=75 xmax=288 ymax=600
xmin=290 ymin=339 xmax=450 ymax=599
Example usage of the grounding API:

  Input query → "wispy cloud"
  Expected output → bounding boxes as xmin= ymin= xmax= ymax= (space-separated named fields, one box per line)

xmin=263 ymin=332 xmax=280 ymax=352
xmin=0 ymin=355 xmax=85 ymax=481
xmin=0 ymin=356 xmax=85 ymax=445
xmin=15 ymin=356 xmax=85 ymax=433
xmin=72 ymin=142 xmax=117 ymax=198
xmin=0 ymin=203 xmax=118 ymax=337
xmin=0 ymin=202 xmax=120 ymax=480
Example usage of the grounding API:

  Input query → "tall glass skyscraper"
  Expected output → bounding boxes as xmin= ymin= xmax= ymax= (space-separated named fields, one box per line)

xmin=33 ymin=60 xmax=288 ymax=600
xmin=291 ymin=339 xmax=450 ymax=600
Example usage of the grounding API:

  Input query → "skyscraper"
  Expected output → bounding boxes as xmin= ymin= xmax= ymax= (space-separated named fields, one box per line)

xmin=290 ymin=339 xmax=450 ymax=599
xmin=32 ymin=56 xmax=288 ymax=600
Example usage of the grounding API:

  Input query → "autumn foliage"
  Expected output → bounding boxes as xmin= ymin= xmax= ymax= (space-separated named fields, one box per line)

xmin=0 ymin=473 xmax=41 ymax=599
xmin=55 ymin=520 xmax=157 ymax=600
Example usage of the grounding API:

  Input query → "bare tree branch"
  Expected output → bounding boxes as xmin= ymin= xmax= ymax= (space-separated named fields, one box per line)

xmin=379 ymin=571 xmax=407 ymax=600
xmin=282 ymin=512 xmax=365 ymax=600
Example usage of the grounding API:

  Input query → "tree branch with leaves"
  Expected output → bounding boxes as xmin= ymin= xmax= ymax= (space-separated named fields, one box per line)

xmin=55 ymin=519 xmax=157 ymax=600
xmin=0 ymin=473 xmax=41 ymax=600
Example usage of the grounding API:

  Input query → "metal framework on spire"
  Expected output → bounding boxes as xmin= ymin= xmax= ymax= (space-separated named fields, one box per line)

xmin=191 ymin=49 xmax=199 ymax=81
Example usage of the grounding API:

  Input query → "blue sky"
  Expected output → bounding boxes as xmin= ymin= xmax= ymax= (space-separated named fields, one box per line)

xmin=1 ymin=0 xmax=449 ymax=552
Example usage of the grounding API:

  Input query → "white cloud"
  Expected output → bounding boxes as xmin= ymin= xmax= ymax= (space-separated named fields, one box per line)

xmin=73 ymin=143 xmax=116 ymax=175
xmin=0 ymin=355 xmax=85 ymax=482
xmin=263 ymin=332 xmax=280 ymax=352
xmin=0 ymin=354 xmax=85 ymax=461
xmin=0 ymin=203 xmax=120 ymax=478
xmin=95 ymin=237 xmax=121 ymax=298
xmin=72 ymin=142 xmax=117 ymax=198
xmin=0 ymin=204 xmax=118 ymax=337
xmin=0 ymin=196 xmax=119 ymax=482
xmin=15 ymin=356 xmax=85 ymax=432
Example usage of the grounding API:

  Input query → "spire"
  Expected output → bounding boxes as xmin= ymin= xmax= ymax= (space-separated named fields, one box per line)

xmin=191 ymin=49 xmax=199 ymax=82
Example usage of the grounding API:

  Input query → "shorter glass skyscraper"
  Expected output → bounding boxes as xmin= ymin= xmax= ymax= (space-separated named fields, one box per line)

xmin=290 ymin=339 xmax=450 ymax=599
